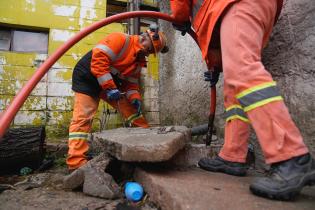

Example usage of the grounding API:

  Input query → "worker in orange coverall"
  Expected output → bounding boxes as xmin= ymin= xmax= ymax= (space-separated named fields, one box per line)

xmin=170 ymin=0 xmax=315 ymax=200
xmin=67 ymin=26 xmax=168 ymax=170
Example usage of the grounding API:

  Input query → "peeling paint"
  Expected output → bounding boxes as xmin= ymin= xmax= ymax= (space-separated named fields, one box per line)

xmin=71 ymin=53 xmax=79 ymax=60
xmin=35 ymin=54 xmax=48 ymax=60
xmin=79 ymin=0 xmax=97 ymax=28
xmin=0 ymin=56 xmax=6 ymax=65
xmin=52 ymin=62 xmax=69 ymax=69
xmin=81 ymin=0 xmax=97 ymax=8
xmin=25 ymin=0 xmax=36 ymax=12
xmin=51 ymin=29 xmax=76 ymax=42
xmin=56 ymin=69 xmax=73 ymax=81
xmin=52 ymin=5 xmax=77 ymax=17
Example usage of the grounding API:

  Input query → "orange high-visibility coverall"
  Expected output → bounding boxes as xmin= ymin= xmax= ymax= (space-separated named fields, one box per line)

xmin=170 ymin=0 xmax=309 ymax=164
xmin=67 ymin=33 xmax=149 ymax=170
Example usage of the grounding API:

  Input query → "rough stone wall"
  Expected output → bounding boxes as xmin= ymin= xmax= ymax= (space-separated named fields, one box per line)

xmin=159 ymin=0 xmax=315 ymax=156
xmin=159 ymin=2 xmax=213 ymax=128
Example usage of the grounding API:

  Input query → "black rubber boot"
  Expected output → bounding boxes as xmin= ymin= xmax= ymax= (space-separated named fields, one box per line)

xmin=198 ymin=156 xmax=248 ymax=176
xmin=250 ymin=153 xmax=315 ymax=200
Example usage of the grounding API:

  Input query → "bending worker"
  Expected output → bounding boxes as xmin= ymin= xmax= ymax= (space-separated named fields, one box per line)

xmin=170 ymin=0 xmax=315 ymax=200
xmin=67 ymin=26 xmax=168 ymax=170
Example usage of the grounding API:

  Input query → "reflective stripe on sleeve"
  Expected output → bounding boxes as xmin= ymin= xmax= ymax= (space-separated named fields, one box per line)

xmin=94 ymin=34 xmax=130 ymax=62
xmin=126 ymin=90 xmax=139 ymax=99
xmin=236 ymin=81 xmax=283 ymax=112
xmin=94 ymin=44 xmax=117 ymax=61
xmin=97 ymin=73 xmax=113 ymax=85
xmin=116 ymin=35 xmax=130 ymax=61
xmin=224 ymin=105 xmax=249 ymax=123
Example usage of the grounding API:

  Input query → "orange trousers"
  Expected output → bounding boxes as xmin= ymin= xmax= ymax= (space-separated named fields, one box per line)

xmin=218 ymin=0 xmax=308 ymax=164
xmin=67 ymin=92 xmax=149 ymax=170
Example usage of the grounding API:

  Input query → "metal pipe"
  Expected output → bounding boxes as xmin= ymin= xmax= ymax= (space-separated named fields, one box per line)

xmin=191 ymin=124 xmax=208 ymax=136
xmin=0 ymin=11 xmax=176 ymax=138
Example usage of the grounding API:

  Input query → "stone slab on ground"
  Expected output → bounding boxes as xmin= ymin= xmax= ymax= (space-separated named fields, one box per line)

xmin=92 ymin=126 xmax=191 ymax=162
xmin=134 ymin=168 xmax=315 ymax=210
xmin=63 ymin=153 xmax=120 ymax=199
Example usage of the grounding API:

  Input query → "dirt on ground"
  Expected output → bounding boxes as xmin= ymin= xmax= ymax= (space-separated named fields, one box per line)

xmin=0 ymin=166 xmax=159 ymax=210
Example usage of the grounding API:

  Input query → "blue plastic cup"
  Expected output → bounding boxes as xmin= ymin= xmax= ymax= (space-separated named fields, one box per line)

xmin=124 ymin=182 xmax=144 ymax=202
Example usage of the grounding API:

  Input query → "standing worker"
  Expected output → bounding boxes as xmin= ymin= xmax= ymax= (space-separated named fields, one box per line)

xmin=170 ymin=0 xmax=315 ymax=200
xmin=67 ymin=26 xmax=168 ymax=170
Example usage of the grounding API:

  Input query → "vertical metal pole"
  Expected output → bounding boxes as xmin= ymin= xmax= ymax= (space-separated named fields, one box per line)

xmin=128 ymin=0 xmax=134 ymax=34
xmin=134 ymin=0 xmax=140 ymax=34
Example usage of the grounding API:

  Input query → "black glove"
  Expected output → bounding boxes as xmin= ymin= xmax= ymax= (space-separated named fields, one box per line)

xmin=172 ymin=21 xmax=191 ymax=36
xmin=204 ymin=70 xmax=220 ymax=87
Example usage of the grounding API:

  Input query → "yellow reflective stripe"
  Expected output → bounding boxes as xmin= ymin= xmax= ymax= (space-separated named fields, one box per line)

xmin=244 ymin=96 xmax=283 ymax=112
xmin=236 ymin=81 xmax=277 ymax=99
xmin=127 ymin=113 xmax=139 ymax=122
xmin=130 ymin=114 xmax=144 ymax=123
xmin=224 ymin=105 xmax=249 ymax=123
xmin=69 ymin=132 xmax=88 ymax=140
xmin=69 ymin=132 xmax=88 ymax=135
xmin=226 ymin=116 xmax=250 ymax=123
xmin=69 ymin=137 xmax=88 ymax=141
xmin=226 ymin=104 xmax=243 ymax=111
xmin=126 ymin=113 xmax=144 ymax=124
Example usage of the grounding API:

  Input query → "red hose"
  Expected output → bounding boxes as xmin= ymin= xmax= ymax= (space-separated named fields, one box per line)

xmin=0 ymin=11 xmax=217 ymax=139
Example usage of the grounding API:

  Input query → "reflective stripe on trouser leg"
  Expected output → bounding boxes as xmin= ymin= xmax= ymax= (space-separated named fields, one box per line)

xmin=224 ymin=105 xmax=249 ymax=123
xmin=101 ymin=94 xmax=149 ymax=128
xmin=219 ymin=104 xmax=250 ymax=163
xmin=236 ymin=81 xmax=283 ymax=112
xmin=220 ymin=0 xmax=308 ymax=163
xmin=67 ymin=92 xmax=99 ymax=170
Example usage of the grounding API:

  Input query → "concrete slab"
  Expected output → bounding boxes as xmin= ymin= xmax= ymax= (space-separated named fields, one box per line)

xmin=93 ymin=126 xmax=191 ymax=162
xmin=134 ymin=168 xmax=315 ymax=210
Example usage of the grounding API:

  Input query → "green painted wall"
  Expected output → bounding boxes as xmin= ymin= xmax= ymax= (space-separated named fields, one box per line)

xmin=0 ymin=0 xmax=160 ymax=139
xmin=0 ymin=0 xmax=127 ymax=139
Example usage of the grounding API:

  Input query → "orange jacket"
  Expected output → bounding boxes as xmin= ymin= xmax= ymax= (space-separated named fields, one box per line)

xmin=91 ymin=33 xmax=146 ymax=102
xmin=170 ymin=0 xmax=283 ymax=62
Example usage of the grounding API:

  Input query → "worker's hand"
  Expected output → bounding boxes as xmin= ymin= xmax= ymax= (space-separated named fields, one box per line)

xmin=106 ymin=89 xmax=121 ymax=101
xmin=204 ymin=69 xmax=220 ymax=87
xmin=131 ymin=99 xmax=142 ymax=116
xmin=172 ymin=21 xmax=191 ymax=36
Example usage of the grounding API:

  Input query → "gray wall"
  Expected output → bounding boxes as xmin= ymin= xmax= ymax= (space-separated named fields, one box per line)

xmin=159 ymin=0 xmax=315 ymax=156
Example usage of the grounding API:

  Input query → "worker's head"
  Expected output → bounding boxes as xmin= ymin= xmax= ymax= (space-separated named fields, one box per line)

xmin=139 ymin=24 xmax=168 ymax=56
